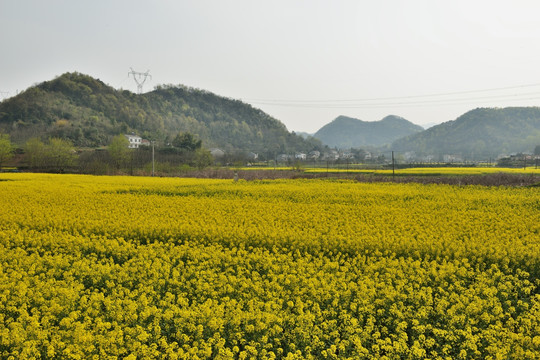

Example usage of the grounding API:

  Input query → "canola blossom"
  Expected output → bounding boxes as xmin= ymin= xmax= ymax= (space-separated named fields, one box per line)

xmin=237 ymin=166 xmax=540 ymax=176
xmin=305 ymin=167 xmax=540 ymax=175
xmin=0 ymin=173 xmax=539 ymax=359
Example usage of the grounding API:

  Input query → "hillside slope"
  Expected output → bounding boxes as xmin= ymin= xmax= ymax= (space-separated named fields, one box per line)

xmin=313 ymin=115 xmax=423 ymax=148
xmin=391 ymin=107 xmax=540 ymax=158
xmin=0 ymin=72 xmax=322 ymax=155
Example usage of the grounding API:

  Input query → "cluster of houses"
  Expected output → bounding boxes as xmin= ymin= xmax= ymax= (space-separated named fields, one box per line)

xmin=124 ymin=133 xmax=377 ymax=163
xmin=276 ymin=150 xmax=360 ymax=162
xmin=401 ymin=151 xmax=465 ymax=163
xmin=405 ymin=151 xmax=539 ymax=163
xmin=210 ymin=150 xmax=370 ymax=162
xmin=496 ymin=152 xmax=539 ymax=166
xmin=125 ymin=134 xmax=539 ymax=165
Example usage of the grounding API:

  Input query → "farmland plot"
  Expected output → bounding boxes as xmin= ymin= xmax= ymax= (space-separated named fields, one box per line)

xmin=0 ymin=174 xmax=539 ymax=359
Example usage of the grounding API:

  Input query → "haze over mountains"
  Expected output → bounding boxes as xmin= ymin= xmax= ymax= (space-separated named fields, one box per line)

xmin=313 ymin=115 xmax=424 ymax=149
xmin=1 ymin=72 xmax=540 ymax=160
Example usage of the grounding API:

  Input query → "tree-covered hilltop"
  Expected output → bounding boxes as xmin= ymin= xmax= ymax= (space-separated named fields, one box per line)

xmin=146 ymin=84 xmax=323 ymax=155
xmin=0 ymin=72 xmax=323 ymax=156
xmin=313 ymin=115 xmax=423 ymax=149
xmin=391 ymin=107 xmax=540 ymax=159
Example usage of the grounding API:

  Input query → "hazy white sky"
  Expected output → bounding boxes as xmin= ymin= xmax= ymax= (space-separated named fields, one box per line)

xmin=2 ymin=0 xmax=540 ymax=132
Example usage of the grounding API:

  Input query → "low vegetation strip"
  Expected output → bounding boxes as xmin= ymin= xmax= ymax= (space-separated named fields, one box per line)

xmin=173 ymin=167 xmax=540 ymax=186
xmin=0 ymin=174 xmax=539 ymax=359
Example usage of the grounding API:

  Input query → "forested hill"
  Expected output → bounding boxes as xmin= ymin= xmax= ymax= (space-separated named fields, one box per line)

xmin=391 ymin=107 xmax=540 ymax=158
xmin=0 ymin=72 xmax=322 ymax=154
xmin=313 ymin=115 xmax=423 ymax=148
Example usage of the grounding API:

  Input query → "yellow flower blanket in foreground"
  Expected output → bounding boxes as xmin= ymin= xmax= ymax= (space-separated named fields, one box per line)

xmin=0 ymin=174 xmax=538 ymax=359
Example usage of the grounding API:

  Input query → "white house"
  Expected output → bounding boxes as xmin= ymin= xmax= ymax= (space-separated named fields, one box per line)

xmin=308 ymin=151 xmax=320 ymax=160
xmin=340 ymin=152 xmax=355 ymax=160
xmin=277 ymin=154 xmax=291 ymax=162
xmin=210 ymin=148 xmax=225 ymax=158
xmin=443 ymin=154 xmax=463 ymax=163
xmin=125 ymin=134 xmax=142 ymax=148
xmin=323 ymin=150 xmax=339 ymax=161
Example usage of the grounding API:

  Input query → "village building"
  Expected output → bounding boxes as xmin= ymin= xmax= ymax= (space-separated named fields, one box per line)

xmin=210 ymin=148 xmax=225 ymax=158
xmin=124 ymin=134 xmax=142 ymax=148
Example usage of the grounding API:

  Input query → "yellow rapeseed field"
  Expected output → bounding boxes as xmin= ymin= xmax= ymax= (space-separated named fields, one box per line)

xmin=304 ymin=166 xmax=540 ymax=175
xmin=238 ymin=166 xmax=540 ymax=177
xmin=0 ymin=173 xmax=539 ymax=359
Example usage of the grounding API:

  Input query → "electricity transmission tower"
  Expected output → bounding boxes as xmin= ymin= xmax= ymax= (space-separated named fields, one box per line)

xmin=128 ymin=68 xmax=151 ymax=94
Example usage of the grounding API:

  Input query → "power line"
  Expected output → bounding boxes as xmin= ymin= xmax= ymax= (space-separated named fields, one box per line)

xmin=241 ymin=82 xmax=540 ymax=108
xmin=248 ymin=91 xmax=540 ymax=109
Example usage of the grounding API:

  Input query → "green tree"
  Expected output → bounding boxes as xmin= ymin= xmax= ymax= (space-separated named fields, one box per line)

xmin=24 ymin=138 xmax=77 ymax=171
xmin=193 ymin=148 xmax=213 ymax=169
xmin=172 ymin=132 xmax=202 ymax=151
xmin=47 ymin=138 xmax=77 ymax=172
xmin=534 ymin=145 xmax=540 ymax=156
xmin=25 ymin=138 xmax=47 ymax=169
xmin=0 ymin=133 xmax=14 ymax=170
xmin=108 ymin=135 xmax=131 ymax=169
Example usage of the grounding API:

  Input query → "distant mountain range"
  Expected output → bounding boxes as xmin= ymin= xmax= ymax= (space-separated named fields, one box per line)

xmin=391 ymin=107 xmax=540 ymax=157
xmin=311 ymin=108 xmax=540 ymax=158
xmin=0 ymin=72 xmax=322 ymax=156
xmin=313 ymin=115 xmax=423 ymax=148
xmin=2 ymin=73 xmax=540 ymax=159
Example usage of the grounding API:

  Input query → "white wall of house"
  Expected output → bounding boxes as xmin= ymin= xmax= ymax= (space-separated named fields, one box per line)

xmin=125 ymin=134 xmax=142 ymax=148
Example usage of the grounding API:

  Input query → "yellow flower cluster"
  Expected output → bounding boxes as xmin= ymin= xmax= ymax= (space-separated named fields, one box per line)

xmin=237 ymin=166 xmax=540 ymax=175
xmin=0 ymin=174 xmax=539 ymax=359
xmin=303 ymin=166 xmax=540 ymax=175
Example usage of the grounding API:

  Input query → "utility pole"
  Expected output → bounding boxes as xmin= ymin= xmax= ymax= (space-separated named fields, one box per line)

xmin=152 ymin=141 xmax=155 ymax=177
xmin=392 ymin=151 xmax=395 ymax=179
xmin=326 ymin=160 xmax=329 ymax=176
xmin=128 ymin=68 xmax=152 ymax=94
